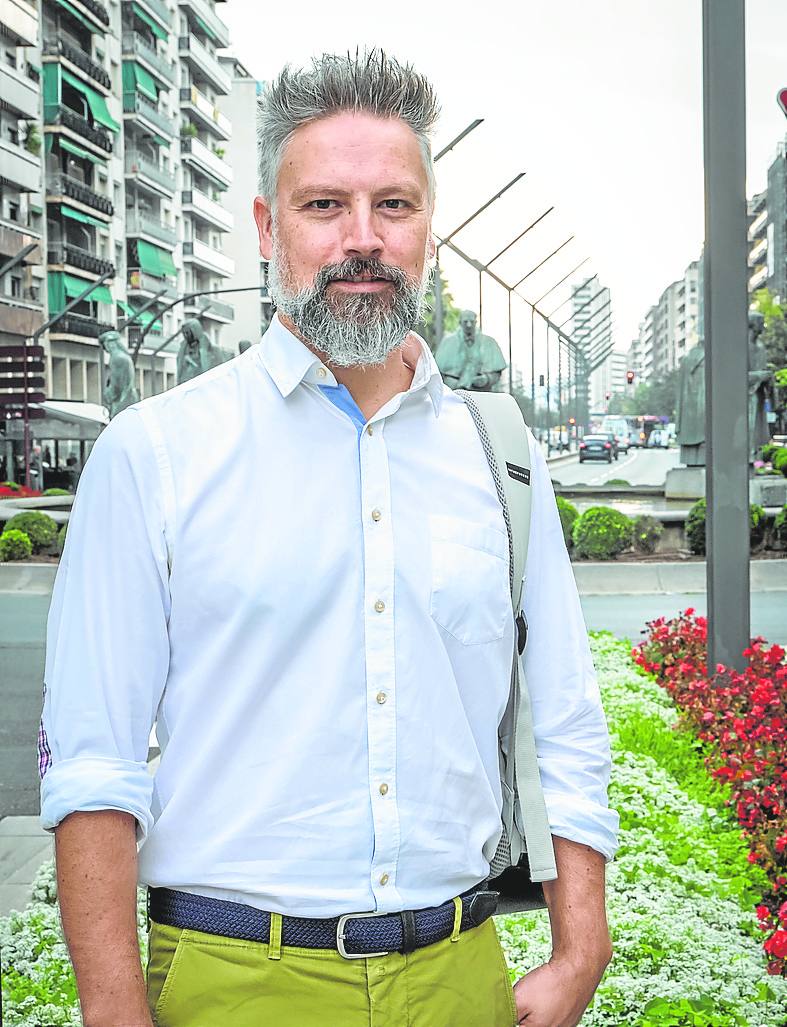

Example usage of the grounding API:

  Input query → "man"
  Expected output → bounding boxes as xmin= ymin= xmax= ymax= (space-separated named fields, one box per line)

xmin=41 ymin=52 xmax=617 ymax=1027
xmin=435 ymin=308 xmax=508 ymax=390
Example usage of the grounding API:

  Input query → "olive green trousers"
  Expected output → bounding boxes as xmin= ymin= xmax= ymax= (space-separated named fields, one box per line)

xmin=147 ymin=913 xmax=518 ymax=1026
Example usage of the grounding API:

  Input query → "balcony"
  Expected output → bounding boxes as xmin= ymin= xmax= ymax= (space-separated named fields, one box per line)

xmin=749 ymin=265 xmax=768 ymax=292
xmin=181 ymin=136 xmax=232 ymax=188
xmin=126 ymin=0 xmax=171 ymax=31
xmin=178 ymin=34 xmax=231 ymax=95
xmin=179 ymin=85 xmax=231 ymax=140
xmin=49 ymin=312 xmax=114 ymax=339
xmin=178 ymin=0 xmax=230 ymax=48
xmin=127 ymin=269 xmax=178 ymax=296
xmin=44 ymin=104 xmax=113 ymax=153
xmin=125 ymin=211 xmax=177 ymax=246
xmin=748 ymin=207 xmax=768 ymax=242
xmin=4 ymin=0 xmax=39 ymax=46
xmin=0 ymin=64 xmax=40 ymax=119
xmin=0 ymin=300 xmax=45 ymax=338
xmin=181 ymin=188 xmax=233 ymax=231
xmin=121 ymin=33 xmax=177 ymax=85
xmin=0 ymin=220 xmax=42 ymax=260
xmin=749 ymin=237 xmax=768 ymax=268
xmin=67 ymin=0 xmax=110 ymax=29
xmin=186 ymin=294 xmax=234 ymax=323
xmin=123 ymin=94 xmax=176 ymax=138
xmin=42 ymin=40 xmax=112 ymax=92
xmin=182 ymin=239 xmax=234 ymax=277
xmin=47 ymin=173 xmax=114 ymax=218
xmin=0 ymin=139 xmax=41 ymax=192
xmin=48 ymin=243 xmax=115 ymax=279
xmin=124 ymin=150 xmax=177 ymax=195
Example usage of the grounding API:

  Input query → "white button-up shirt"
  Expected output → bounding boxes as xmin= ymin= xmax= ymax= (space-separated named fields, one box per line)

xmin=40 ymin=315 xmax=618 ymax=917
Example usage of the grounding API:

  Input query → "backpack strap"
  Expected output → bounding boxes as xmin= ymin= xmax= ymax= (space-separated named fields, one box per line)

xmin=457 ymin=391 xmax=558 ymax=885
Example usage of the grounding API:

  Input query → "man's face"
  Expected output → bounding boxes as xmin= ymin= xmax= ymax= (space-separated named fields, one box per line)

xmin=460 ymin=313 xmax=476 ymax=342
xmin=253 ymin=112 xmax=435 ymax=365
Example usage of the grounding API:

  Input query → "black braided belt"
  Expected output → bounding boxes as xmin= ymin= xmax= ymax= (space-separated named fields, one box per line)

xmin=148 ymin=885 xmax=499 ymax=959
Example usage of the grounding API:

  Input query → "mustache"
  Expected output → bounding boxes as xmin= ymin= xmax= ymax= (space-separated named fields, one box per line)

xmin=313 ymin=258 xmax=411 ymax=294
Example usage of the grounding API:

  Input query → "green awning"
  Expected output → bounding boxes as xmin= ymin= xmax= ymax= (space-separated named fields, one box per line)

xmin=43 ymin=63 xmax=60 ymax=107
xmin=61 ymin=68 xmax=120 ymax=133
xmin=90 ymin=284 xmax=113 ymax=304
xmin=117 ymin=300 xmax=156 ymax=326
xmin=122 ymin=61 xmax=157 ymax=103
xmin=60 ymin=137 xmax=106 ymax=164
xmin=49 ymin=273 xmax=112 ymax=311
xmin=61 ymin=204 xmax=105 ymax=228
xmin=55 ymin=0 xmax=102 ymax=33
xmin=194 ymin=14 xmax=219 ymax=43
xmin=136 ymin=239 xmax=176 ymax=278
xmin=48 ymin=274 xmax=65 ymax=314
xmin=132 ymin=1 xmax=168 ymax=40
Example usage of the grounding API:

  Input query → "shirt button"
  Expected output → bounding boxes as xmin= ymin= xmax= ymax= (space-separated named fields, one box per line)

xmin=379 ymin=783 xmax=389 ymax=796
xmin=371 ymin=508 xmax=382 ymax=522
xmin=376 ymin=691 xmax=387 ymax=704
xmin=379 ymin=873 xmax=389 ymax=886
xmin=374 ymin=600 xmax=385 ymax=613
xmin=366 ymin=425 xmax=374 ymax=436
xmin=316 ymin=367 xmax=327 ymax=379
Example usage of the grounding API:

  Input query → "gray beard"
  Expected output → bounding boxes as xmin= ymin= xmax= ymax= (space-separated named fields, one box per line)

xmin=267 ymin=246 xmax=432 ymax=368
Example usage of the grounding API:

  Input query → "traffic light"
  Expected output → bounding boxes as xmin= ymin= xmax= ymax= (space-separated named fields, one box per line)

xmin=568 ymin=416 xmax=575 ymax=426
xmin=626 ymin=369 xmax=635 ymax=385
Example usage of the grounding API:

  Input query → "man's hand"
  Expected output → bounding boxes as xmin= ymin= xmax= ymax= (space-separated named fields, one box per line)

xmin=512 ymin=947 xmax=611 ymax=1026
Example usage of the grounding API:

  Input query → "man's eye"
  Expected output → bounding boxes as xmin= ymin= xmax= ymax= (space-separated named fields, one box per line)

xmin=310 ymin=200 xmax=336 ymax=210
xmin=382 ymin=199 xmax=407 ymax=209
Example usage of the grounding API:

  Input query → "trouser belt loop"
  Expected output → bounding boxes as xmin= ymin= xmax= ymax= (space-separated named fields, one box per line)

xmin=268 ymin=912 xmax=282 ymax=960
xmin=450 ymin=897 xmax=462 ymax=943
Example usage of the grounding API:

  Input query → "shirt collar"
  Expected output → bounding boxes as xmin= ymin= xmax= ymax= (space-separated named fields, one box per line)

xmin=258 ymin=314 xmax=445 ymax=417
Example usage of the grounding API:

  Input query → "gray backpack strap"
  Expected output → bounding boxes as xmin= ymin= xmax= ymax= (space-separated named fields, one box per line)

xmin=457 ymin=391 xmax=557 ymax=888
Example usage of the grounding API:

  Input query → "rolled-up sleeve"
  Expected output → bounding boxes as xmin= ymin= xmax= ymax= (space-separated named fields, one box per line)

xmin=521 ymin=432 xmax=619 ymax=861
xmin=39 ymin=406 xmax=170 ymax=840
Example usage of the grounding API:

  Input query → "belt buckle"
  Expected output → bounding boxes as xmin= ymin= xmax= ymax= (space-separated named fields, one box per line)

xmin=336 ymin=911 xmax=390 ymax=960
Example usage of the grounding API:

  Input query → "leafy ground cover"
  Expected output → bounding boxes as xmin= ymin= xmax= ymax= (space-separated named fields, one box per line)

xmin=498 ymin=634 xmax=787 ymax=1026
xmin=3 ymin=634 xmax=786 ymax=1025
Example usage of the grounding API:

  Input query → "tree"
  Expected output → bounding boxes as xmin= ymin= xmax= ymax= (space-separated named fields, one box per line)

xmin=754 ymin=288 xmax=787 ymax=431
xmin=418 ymin=272 xmax=461 ymax=352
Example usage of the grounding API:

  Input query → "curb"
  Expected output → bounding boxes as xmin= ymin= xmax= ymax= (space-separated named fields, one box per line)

xmin=572 ymin=559 xmax=787 ymax=595
xmin=0 ymin=563 xmax=58 ymax=594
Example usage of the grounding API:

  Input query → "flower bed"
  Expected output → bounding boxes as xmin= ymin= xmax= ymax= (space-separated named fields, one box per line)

xmin=3 ymin=636 xmax=787 ymax=1025
xmin=634 ymin=611 xmax=787 ymax=975
xmin=498 ymin=634 xmax=787 ymax=1026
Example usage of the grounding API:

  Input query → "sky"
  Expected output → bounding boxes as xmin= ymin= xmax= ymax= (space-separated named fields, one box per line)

xmin=220 ymin=0 xmax=787 ymax=374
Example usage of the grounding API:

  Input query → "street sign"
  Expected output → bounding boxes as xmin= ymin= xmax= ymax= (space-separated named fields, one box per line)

xmin=779 ymin=88 xmax=787 ymax=117
xmin=0 ymin=376 xmax=44 ymax=388
xmin=0 ymin=361 xmax=45 ymax=375
xmin=0 ymin=345 xmax=44 ymax=359
xmin=0 ymin=392 xmax=46 ymax=406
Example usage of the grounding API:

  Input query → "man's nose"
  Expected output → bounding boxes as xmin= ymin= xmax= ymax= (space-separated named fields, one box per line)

xmin=341 ymin=206 xmax=384 ymax=259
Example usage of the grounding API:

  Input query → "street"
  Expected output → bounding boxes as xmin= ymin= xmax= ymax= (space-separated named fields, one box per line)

xmin=549 ymin=446 xmax=680 ymax=487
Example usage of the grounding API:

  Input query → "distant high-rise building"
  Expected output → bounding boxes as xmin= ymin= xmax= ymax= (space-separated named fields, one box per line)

xmin=571 ymin=277 xmax=612 ymax=415
xmin=748 ymin=190 xmax=768 ymax=296
xmin=635 ymin=257 xmax=700 ymax=386
xmin=217 ymin=55 xmax=272 ymax=350
xmin=766 ymin=141 xmax=787 ymax=303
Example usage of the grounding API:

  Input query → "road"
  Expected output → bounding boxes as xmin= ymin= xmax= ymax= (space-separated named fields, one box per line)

xmin=549 ymin=447 xmax=680 ymax=487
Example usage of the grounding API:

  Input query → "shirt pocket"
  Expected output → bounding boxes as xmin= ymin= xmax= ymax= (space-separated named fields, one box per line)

xmin=429 ymin=514 xmax=511 ymax=645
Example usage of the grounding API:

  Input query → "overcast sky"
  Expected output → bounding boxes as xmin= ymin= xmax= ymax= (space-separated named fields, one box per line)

xmin=221 ymin=0 xmax=787 ymax=370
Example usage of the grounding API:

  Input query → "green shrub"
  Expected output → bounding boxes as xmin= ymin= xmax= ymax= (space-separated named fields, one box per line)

xmin=633 ymin=514 xmax=664 ymax=554
xmin=42 ymin=488 xmax=71 ymax=497
xmin=555 ymin=496 xmax=579 ymax=549
xmin=685 ymin=499 xmax=768 ymax=555
xmin=774 ymin=448 xmax=787 ymax=477
xmin=0 ymin=529 xmax=33 ymax=561
xmin=1 ymin=511 xmax=58 ymax=553
xmin=774 ymin=505 xmax=787 ymax=548
xmin=1 ymin=480 xmax=21 ymax=491
xmin=607 ymin=479 xmax=631 ymax=487
xmin=572 ymin=506 xmax=634 ymax=560
xmin=761 ymin=442 xmax=780 ymax=464
xmin=57 ymin=522 xmax=67 ymax=554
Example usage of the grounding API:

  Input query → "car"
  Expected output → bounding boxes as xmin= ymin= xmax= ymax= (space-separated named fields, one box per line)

xmin=579 ymin=434 xmax=616 ymax=463
xmin=648 ymin=429 xmax=668 ymax=448
xmin=600 ymin=419 xmax=630 ymax=454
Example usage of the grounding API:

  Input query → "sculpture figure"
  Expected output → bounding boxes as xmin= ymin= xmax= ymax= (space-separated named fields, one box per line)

xmin=238 ymin=340 xmax=252 ymax=354
xmin=434 ymin=310 xmax=507 ymax=391
xmin=748 ymin=312 xmax=771 ymax=463
xmin=676 ymin=344 xmax=705 ymax=466
xmin=176 ymin=318 xmax=232 ymax=385
xmin=99 ymin=330 xmax=139 ymax=419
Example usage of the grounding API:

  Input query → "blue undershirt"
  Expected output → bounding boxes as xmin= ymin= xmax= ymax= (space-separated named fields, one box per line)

xmin=318 ymin=383 xmax=367 ymax=435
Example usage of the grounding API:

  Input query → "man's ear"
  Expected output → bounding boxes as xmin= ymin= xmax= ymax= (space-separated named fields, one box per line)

xmin=426 ymin=233 xmax=437 ymax=267
xmin=253 ymin=196 xmax=274 ymax=260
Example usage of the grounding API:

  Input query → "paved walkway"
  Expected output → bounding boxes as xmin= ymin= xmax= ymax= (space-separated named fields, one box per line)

xmin=0 ymin=816 xmax=52 ymax=917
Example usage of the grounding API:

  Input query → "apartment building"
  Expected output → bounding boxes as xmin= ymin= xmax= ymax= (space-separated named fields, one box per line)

xmin=748 ymin=190 xmax=768 ymax=296
xmin=217 ymin=54 xmax=271 ymax=350
xmin=0 ymin=0 xmax=45 ymax=350
xmin=571 ymin=277 xmax=613 ymax=412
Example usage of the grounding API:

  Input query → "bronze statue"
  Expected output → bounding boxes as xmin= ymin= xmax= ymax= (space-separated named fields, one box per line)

xmin=99 ymin=330 xmax=139 ymax=419
xmin=434 ymin=310 xmax=507 ymax=391
xmin=748 ymin=312 xmax=770 ymax=463
xmin=676 ymin=345 xmax=706 ymax=466
xmin=176 ymin=318 xmax=232 ymax=385
xmin=238 ymin=340 xmax=252 ymax=354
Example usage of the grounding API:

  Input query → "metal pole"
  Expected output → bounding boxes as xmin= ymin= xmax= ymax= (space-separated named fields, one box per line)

xmin=507 ymin=289 xmax=513 ymax=395
xmin=434 ymin=254 xmax=444 ymax=350
xmin=530 ymin=304 xmax=536 ymax=423
xmin=478 ymin=269 xmax=483 ymax=331
xmin=545 ymin=319 xmax=551 ymax=449
xmin=442 ymin=174 xmax=526 ymax=246
xmin=0 ymin=243 xmax=38 ymax=281
xmin=703 ymin=0 xmax=749 ymax=671
xmin=433 ymin=119 xmax=484 ymax=162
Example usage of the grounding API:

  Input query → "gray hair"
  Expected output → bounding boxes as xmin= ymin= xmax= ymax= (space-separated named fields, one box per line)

xmin=256 ymin=50 xmax=440 ymax=210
